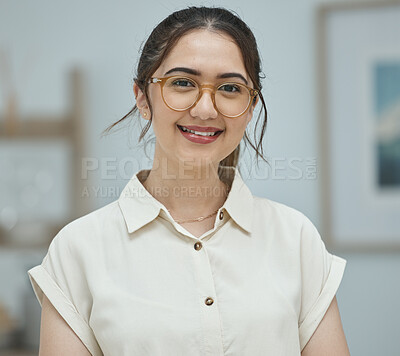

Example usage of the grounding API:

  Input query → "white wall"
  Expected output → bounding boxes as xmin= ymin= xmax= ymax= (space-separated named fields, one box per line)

xmin=1 ymin=0 xmax=399 ymax=354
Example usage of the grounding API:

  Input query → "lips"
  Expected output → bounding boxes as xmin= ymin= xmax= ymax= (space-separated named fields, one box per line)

xmin=177 ymin=124 xmax=223 ymax=144
xmin=178 ymin=125 xmax=224 ymax=133
xmin=177 ymin=125 xmax=224 ymax=136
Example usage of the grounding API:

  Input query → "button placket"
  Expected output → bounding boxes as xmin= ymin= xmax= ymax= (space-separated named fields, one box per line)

xmin=191 ymin=240 xmax=224 ymax=355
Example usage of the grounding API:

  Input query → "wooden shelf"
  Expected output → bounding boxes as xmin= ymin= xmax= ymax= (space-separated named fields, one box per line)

xmin=0 ymin=349 xmax=37 ymax=356
xmin=0 ymin=117 xmax=73 ymax=139
xmin=0 ymin=68 xmax=91 ymax=245
xmin=0 ymin=222 xmax=67 ymax=251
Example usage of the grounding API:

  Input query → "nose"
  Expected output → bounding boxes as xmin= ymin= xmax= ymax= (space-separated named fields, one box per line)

xmin=189 ymin=89 xmax=218 ymax=120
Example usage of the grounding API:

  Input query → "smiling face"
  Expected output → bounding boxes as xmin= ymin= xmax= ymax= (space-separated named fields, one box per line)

xmin=134 ymin=29 xmax=258 ymax=170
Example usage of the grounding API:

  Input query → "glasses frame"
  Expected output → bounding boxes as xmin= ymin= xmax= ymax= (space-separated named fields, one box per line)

xmin=148 ymin=75 xmax=259 ymax=118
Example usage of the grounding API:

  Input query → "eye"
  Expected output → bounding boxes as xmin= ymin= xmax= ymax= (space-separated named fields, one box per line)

xmin=171 ymin=78 xmax=196 ymax=88
xmin=219 ymin=84 xmax=242 ymax=93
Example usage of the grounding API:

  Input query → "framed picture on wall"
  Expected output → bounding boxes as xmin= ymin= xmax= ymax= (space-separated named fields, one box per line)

xmin=317 ymin=1 xmax=400 ymax=252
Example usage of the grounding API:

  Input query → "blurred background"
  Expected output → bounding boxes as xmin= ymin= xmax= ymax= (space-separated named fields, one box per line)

xmin=1 ymin=0 xmax=399 ymax=355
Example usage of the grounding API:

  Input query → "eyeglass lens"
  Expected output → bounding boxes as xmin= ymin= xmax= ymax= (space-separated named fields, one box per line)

xmin=162 ymin=77 xmax=252 ymax=117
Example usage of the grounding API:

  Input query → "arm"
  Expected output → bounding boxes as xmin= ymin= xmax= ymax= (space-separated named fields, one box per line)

xmin=301 ymin=296 xmax=350 ymax=356
xmin=39 ymin=294 xmax=92 ymax=356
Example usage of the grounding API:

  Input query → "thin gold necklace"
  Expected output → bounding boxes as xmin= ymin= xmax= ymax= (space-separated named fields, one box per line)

xmin=174 ymin=209 xmax=219 ymax=224
xmin=171 ymin=182 xmax=230 ymax=224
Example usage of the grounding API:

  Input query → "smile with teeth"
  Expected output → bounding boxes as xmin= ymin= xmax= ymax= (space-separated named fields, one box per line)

xmin=178 ymin=125 xmax=222 ymax=136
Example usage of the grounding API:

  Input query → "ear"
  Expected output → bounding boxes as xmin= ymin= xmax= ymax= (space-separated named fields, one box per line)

xmin=133 ymin=82 xmax=150 ymax=120
xmin=253 ymin=95 xmax=260 ymax=108
xmin=246 ymin=95 xmax=259 ymax=124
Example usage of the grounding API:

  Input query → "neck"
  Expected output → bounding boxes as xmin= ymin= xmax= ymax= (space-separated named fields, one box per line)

xmin=141 ymin=158 xmax=231 ymax=220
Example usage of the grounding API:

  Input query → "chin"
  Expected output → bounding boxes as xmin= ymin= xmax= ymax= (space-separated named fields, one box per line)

xmin=176 ymin=153 xmax=219 ymax=167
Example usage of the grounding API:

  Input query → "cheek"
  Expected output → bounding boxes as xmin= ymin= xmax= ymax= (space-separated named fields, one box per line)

xmin=226 ymin=120 xmax=248 ymax=140
xmin=151 ymin=110 xmax=184 ymax=140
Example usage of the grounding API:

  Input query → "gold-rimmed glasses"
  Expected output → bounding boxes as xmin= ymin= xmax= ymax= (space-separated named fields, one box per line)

xmin=148 ymin=76 xmax=259 ymax=118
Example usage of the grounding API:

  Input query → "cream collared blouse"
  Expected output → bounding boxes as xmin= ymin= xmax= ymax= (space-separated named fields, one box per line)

xmin=28 ymin=166 xmax=346 ymax=356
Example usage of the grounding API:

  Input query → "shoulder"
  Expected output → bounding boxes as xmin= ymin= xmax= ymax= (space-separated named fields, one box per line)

xmin=252 ymin=195 xmax=309 ymax=229
xmin=62 ymin=200 xmax=121 ymax=235
xmin=249 ymin=194 xmax=324 ymax=253
xmin=48 ymin=200 xmax=123 ymax=256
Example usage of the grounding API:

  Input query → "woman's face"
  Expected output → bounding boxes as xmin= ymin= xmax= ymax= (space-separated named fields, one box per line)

xmin=135 ymin=29 xmax=257 ymax=170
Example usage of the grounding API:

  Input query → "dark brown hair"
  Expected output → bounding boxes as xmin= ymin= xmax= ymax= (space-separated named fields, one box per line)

xmin=101 ymin=6 xmax=269 ymax=171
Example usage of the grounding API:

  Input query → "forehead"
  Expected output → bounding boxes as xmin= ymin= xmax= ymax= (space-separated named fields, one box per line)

xmin=156 ymin=29 xmax=248 ymax=80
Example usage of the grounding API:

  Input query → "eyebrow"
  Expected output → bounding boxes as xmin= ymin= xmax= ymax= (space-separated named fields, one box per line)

xmin=164 ymin=67 xmax=248 ymax=85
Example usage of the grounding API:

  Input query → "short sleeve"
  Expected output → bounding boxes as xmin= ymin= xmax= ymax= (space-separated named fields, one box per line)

xmin=27 ymin=227 xmax=103 ymax=356
xmin=298 ymin=214 xmax=346 ymax=351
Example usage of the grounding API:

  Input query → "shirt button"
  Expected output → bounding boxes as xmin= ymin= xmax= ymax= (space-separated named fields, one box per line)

xmin=219 ymin=210 xmax=224 ymax=220
xmin=205 ymin=297 xmax=214 ymax=306
xmin=194 ymin=242 xmax=202 ymax=251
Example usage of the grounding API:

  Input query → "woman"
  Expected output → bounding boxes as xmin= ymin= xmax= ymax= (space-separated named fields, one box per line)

xmin=28 ymin=6 xmax=350 ymax=356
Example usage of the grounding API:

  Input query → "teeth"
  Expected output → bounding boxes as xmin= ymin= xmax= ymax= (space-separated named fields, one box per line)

xmin=180 ymin=126 xmax=219 ymax=136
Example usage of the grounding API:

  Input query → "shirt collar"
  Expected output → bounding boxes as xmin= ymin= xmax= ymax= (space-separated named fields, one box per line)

xmin=118 ymin=166 xmax=254 ymax=235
